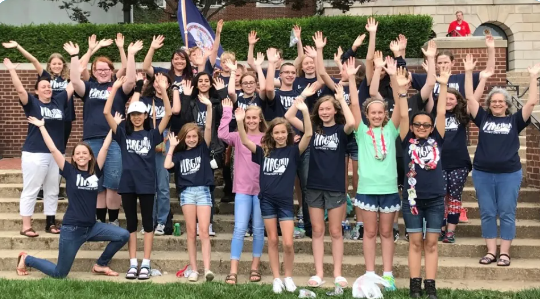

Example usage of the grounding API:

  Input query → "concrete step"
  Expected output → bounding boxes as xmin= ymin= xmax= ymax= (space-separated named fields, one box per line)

xmin=0 ymin=271 xmax=538 ymax=291
xmin=3 ymin=249 xmax=540 ymax=281
xmin=3 ymin=230 xmax=540 ymax=260
xmin=3 ymin=213 xmax=540 ymax=239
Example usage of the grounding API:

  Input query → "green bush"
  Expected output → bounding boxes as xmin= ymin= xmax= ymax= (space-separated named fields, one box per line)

xmin=0 ymin=15 xmax=432 ymax=62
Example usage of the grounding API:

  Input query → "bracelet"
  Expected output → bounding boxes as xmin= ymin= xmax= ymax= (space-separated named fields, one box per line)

xmin=398 ymin=93 xmax=408 ymax=98
xmin=70 ymin=54 xmax=79 ymax=58
xmin=167 ymin=153 xmax=173 ymax=157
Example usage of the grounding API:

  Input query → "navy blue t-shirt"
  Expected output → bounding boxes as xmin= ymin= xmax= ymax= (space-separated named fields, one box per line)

xmin=252 ymin=145 xmax=300 ymax=203
xmin=401 ymin=129 xmax=445 ymax=199
xmin=21 ymin=92 xmax=67 ymax=154
xmin=140 ymin=96 xmax=165 ymax=129
xmin=307 ymin=124 xmax=349 ymax=192
xmin=219 ymin=74 xmax=231 ymax=89
xmin=319 ymin=78 xmax=352 ymax=106
xmin=77 ymin=81 xmax=132 ymax=140
xmin=113 ymin=125 xmax=163 ymax=194
xmin=266 ymin=89 xmax=301 ymax=120
xmin=442 ymin=111 xmax=471 ymax=170
xmin=262 ymin=69 xmax=281 ymax=80
xmin=60 ymin=161 xmax=102 ymax=227
xmin=196 ymin=101 xmax=208 ymax=128
xmin=41 ymin=70 xmax=75 ymax=122
xmin=293 ymin=77 xmax=318 ymax=110
xmin=228 ymin=93 xmax=263 ymax=132
xmin=154 ymin=66 xmax=183 ymax=88
xmin=472 ymin=108 xmax=530 ymax=173
xmin=412 ymin=72 xmax=480 ymax=102
xmin=170 ymin=142 xmax=215 ymax=189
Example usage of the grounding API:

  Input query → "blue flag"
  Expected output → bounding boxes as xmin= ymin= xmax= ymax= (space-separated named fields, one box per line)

xmin=177 ymin=0 xmax=223 ymax=68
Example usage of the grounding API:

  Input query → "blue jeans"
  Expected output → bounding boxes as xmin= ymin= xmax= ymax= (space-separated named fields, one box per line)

xmin=154 ymin=133 xmax=170 ymax=225
xmin=402 ymin=197 xmax=445 ymax=233
xmin=230 ymin=194 xmax=265 ymax=260
xmin=85 ymin=138 xmax=122 ymax=192
xmin=298 ymin=147 xmax=311 ymax=234
xmin=25 ymin=222 xmax=129 ymax=278
xmin=472 ymin=169 xmax=522 ymax=240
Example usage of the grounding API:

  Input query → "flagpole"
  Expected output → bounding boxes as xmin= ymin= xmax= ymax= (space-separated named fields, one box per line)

xmin=181 ymin=0 xmax=188 ymax=49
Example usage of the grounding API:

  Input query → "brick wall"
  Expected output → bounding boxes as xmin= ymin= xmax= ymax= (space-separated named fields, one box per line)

xmin=526 ymin=127 xmax=540 ymax=187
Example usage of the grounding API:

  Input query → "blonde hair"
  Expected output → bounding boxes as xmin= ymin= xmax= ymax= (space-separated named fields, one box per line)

xmin=362 ymin=98 xmax=389 ymax=127
xmin=220 ymin=51 xmax=236 ymax=62
xmin=47 ymin=53 xmax=69 ymax=80
xmin=176 ymin=123 xmax=203 ymax=152
xmin=243 ymin=106 xmax=268 ymax=133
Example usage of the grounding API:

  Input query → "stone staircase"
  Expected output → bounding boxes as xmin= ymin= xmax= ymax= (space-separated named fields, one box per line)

xmin=0 ymin=135 xmax=539 ymax=290
xmin=507 ymin=71 xmax=540 ymax=121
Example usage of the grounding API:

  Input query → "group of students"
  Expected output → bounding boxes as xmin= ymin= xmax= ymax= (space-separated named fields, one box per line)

xmin=4 ymin=16 xmax=539 ymax=299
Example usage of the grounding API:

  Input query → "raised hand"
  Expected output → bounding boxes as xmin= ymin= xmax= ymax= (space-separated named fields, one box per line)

xmin=235 ymin=108 xmax=245 ymax=121
xmin=136 ymin=72 xmax=145 ymax=81
xmin=198 ymin=94 xmax=212 ymax=106
xmin=254 ymin=52 xmax=265 ymax=66
xmin=383 ymin=56 xmax=397 ymax=76
xmin=88 ymin=34 xmax=98 ymax=51
xmin=248 ymin=31 xmax=259 ymax=45
xmin=115 ymin=33 xmax=124 ymax=48
xmin=421 ymin=40 xmax=437 ymax=58
xmin=113 ymin=112 xmax=124 ymax=125
xmin=398 ymin=34 xmax=407 ymax=51
xmin=3 ymin=58 xmax=19 ymax=70
xmin=27 ymin=116 xmax=44 ymax=127
xmin=480 ymin=67 xmax=494 ymax=80
xmin=98 ymin=39 xmax=114 ymax=48
xmin=181 ymin=79 xmax=193 ymax=96
xmin=222 ymin=97 xmax=233 ymax=108
xmin=463 ymin=54 xmax=477 ymax=72
xmin=373 ymin=51 xmax=385 ymax=68
xmin=436 ymin=65 xmax=451 ymax=85
xmin=213 ymin=77 xmax=225 ymax=90
xmin=334 ymin=46 xmax=343 ymax=63
xmin=63 ymin=41 xmax=79 ymax=56
xmin=345 ymin=57 xmax=360 ymax=78
xmin=293 ymin=24 xmax=302 ymax=39
xmin=300 ymin=83 xmax=317 ymax=98
xmin=421 ymin=60 xmax=428 ymax=72
xmin=113 ymin=76 xmax=126 ymax=88
xmin=312 ymin=31 xmax=326 ymax=49
xmin=151 ymin=35 xmax=165 ymax=50
xmin=266 ymin=48 xmax=279 ymax=63
xmin=352 ymin=34 xmax=366 ymax=50
xmin=485 ymin=35 xmax=495 ymax=49
xmin=2 ymin=41 xmax=18 ymax=49
xmin=396 ymin=67 xmax=410 ymax=89
xmin=168 ymin=132 xmax=179 ymax=147
xmin=365 ymin=17 xmax=378 ymax=33
xmin=304 ymin=46 xmax=317 ymax=59
xmin=390 ymin=40 xmax=400 ymax=54
xmin=294 ymin=98 xmax=308 ymax=112
xmin=128 ymin=40 xmax=144 ymax=55
xmin=528 ymin=63 xmax=540 ymax=77
xmin=224 ymin=59 xmax=237 ymax=72
xmin=156 ymin=73 xmax=168 ymax=90
xmin=334 ymin=83 xmax=344 ymax=101
xmin=216 ymin=19 xmax=224 ymax=34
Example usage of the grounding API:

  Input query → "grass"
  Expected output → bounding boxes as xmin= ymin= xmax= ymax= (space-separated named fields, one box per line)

xmin=1 ymin=279 xmax=540 ymax=299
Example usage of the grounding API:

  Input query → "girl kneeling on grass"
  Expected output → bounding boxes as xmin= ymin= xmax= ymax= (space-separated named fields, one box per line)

xmin=17 ymin=114 xmax=129 ymax=278
xmin=236 ymin=96 xmax=313 ymax=294
xmin=285 ymin=84 xmax=355 ymax=288
xmin=399 ymin=66 xmax=450 ymax=299
xmin=104 ymin=73 xmax=172 ymax=280
xmin=164 ymin=94 xmax=215 ymax=283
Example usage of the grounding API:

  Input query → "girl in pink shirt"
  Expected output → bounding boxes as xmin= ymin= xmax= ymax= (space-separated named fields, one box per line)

xmin=218 ymin=98 xmax=267 ymax=284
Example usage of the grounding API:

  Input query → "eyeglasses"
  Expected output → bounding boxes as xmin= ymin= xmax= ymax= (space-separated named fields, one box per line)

xmin=95 ymin=69 xmax=111 ymax=73
xmin=412 ymin=122 xmax=433 ymax=129
xmin=242 ymin=81 xmax=256 ymax=86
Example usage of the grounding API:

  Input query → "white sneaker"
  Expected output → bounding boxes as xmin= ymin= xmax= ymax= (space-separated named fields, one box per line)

xmin=273 ymin=278 xmax=285 ymax=294
xmin=155 ymin=223 xmax=165 ymax=236
xmin=110 ymin=219 xmax=119 ymax=226
xmin=140 ymin=228 xmax=145 ymax=235
xmin=209 ymin=224 xmax=216 ymax=236
xmin=284 ymin=277 xmax=297 ymax=292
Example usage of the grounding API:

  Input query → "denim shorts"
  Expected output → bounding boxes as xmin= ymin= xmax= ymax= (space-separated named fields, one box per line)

xmin=402 ymin=196 xmax=445 ymax=233
xmin=85 ymin=138 xmax=122 ymax=192
xmin=355 ymin=193 xmax=401 ymax=213
xmin=260 ymin=197 xmax=294 ymax=221
xmin=345 ymin=136 xmax=358 ymax=161
xmin=180 ymin=186 xmax=212 ymax=206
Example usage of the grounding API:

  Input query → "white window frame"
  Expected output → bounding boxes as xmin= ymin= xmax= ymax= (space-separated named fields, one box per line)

xmin=256 ymin=0 xmax=286 ymax=7
xmin=140 ymin=0 xmax=166 ymax=8
xmin=210 ymin=0 xmax=226 ymax=8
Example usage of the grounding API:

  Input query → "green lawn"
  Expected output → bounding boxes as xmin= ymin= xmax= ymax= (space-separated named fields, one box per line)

xmin=1 ymin=279 xmax=539 ymax=299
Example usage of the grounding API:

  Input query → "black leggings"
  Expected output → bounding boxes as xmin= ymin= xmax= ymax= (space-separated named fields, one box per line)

xmin=63 ymin=121 xmax=72 ymax=148
xmin=121 ymin=193 xmax=154 ymax=233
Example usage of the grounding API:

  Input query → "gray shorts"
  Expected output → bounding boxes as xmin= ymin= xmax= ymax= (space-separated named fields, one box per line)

xmin=305 ymin=188 xmax=347 ymax=210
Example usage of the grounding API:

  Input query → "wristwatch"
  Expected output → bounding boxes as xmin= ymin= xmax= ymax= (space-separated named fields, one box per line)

xmin=398 ymin=93 xmax=408 ymax=98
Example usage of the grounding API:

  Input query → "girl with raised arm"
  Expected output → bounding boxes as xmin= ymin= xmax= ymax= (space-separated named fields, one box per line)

xmin=467 ymin=56 xmax=540 ymax=267
xmin=236 ymin=97 xmax=312 ymax=293
xmin=400 ymin=65 xmax=450 ymax=299
xmin=164 ymin=94 xmax=215 ymax=282
xmin=3 ymin=55 xmax=74 ymax=237
xmin=16 ymin=114 xmax=129 ymax=278
xmin=285 ymin=83 xmax=355 ymax=288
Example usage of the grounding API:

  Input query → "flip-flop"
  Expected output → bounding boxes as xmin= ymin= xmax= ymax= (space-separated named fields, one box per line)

xmin=16 ymin=252 xmax=28 ymax=276
xmin=92 ymin=265 xmax=119 ymax=276
xmin=335 ymin=276 xmax=348 ymax=288
xmin=307 ymin=275 xmax=325 ymax=287
xmin=20 ymin=228 xmax=38 ymax=238
xmin=46 ymin=225 xmax=60 ymax=234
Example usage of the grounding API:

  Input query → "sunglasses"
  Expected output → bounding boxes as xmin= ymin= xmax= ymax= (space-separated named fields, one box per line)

xmin=412 ymin=122 xmax=433 ymax=129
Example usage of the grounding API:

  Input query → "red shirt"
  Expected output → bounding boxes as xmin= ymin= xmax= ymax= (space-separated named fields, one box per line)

xmin=448 ymin=20 xmax=470 ymax=37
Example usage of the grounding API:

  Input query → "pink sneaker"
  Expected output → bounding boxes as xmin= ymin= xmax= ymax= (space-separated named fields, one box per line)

xmin=459 ymin=208 xmax=469 ymax=223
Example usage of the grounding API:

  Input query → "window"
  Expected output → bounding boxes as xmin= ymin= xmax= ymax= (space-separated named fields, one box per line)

xmin=140 ymin=0 xmax=166 ymax=8
xmin=256 ymin=0 xmax=286 ymax=7
xmin=210 ymin=0 xmax=226 ymax=8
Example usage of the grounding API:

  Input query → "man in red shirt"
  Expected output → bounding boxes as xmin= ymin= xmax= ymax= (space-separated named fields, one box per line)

xmin=447 ymin=11 xmax=471 ymax=37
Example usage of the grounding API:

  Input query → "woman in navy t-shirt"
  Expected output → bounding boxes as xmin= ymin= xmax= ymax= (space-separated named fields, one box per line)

xmin=3 ymin=57 xmax=74 ymax=237
xmin=104 ymin=74 xmax=172 ymax=280
xmin=285 ymin=84 xmax=355 ymax=288
xmin=468 ymin=59 xmax=539 ymax=267
xmin=399 ymin=66 xmax=450 ymax=299
xmin=237 ymin=98 xmax=313 ymax=294
xmin=69 ymin=40 xmax=137 ymax=225
xmin=17 ymin=114 xmax=129 ymax=278
xmin=164 ymin=94 xmax=215 ymax=283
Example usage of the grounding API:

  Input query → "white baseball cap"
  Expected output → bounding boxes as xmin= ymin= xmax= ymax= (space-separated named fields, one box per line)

xmin=127 ymin=101 xmax=147 ymax=115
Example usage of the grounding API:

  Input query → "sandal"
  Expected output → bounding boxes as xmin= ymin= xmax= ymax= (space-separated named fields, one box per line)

xmin=125 ymin=266 xmax=138 ymax=280
xmin=16 ymin=252 xmax=28 ymax=276
xmin=479 ymin=252 xmax=497 ymax=265
xmin=46 ymin=225 xmax=60 ymax=234
xmin=20 ymin=228 xmax=38 ymax=238
xmin=307 ymin=275 xmax=325 ymax=287
xmin=225 ymin=273 xmax=237 ymax=285
xmin=138 ymin=266 xmax=151 ymax=280
xmin=249 ymin=269 xmax=262 ymax=282
xmin=92 ymin=265 xmax=119 ymax=276
xmin=335 ymin=276 xmax=348 ymax=288
xmin=497 ymin=254 xmax=511 ymax=267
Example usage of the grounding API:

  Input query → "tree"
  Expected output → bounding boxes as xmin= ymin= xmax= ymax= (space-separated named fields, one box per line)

xmin=49 ymin=0 xmax=373 ymax=23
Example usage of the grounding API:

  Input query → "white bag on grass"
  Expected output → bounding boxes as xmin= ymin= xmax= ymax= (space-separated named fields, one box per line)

xmin=352 ymin=274 xmax=389 ymax=298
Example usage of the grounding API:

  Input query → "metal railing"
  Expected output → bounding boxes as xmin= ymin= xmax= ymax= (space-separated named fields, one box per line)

xmin=506 ymin=78 xmax=540 ymax=131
